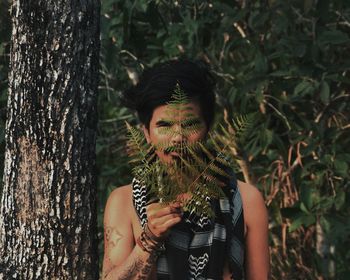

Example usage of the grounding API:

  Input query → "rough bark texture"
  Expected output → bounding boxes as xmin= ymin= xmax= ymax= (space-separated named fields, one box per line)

xmin=0 ymin=1 xmax=100 ymax=279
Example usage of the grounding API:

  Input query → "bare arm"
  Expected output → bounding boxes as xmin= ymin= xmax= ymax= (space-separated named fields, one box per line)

xmin=104 ymin=243 xmax=157 ymax=280
xmin=102 ymin=186 xmax=156 ymax=280
xmin=102 ymin=186 xmax=182 ymax=280
xmin=238 ymin=181 xmax=270 ymax=280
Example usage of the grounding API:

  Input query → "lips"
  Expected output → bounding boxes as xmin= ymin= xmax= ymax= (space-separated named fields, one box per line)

xmin=164 ymin=146 xmax=183 ymax=155
xmin=166 ymin=143 xmax=191 ymax=151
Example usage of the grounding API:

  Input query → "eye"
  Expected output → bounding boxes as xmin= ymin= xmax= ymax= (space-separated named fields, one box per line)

xmin=156 ymin=120 xmax=172 ymax=127
xmin=181 ymin=119 xmax=201 ymax=128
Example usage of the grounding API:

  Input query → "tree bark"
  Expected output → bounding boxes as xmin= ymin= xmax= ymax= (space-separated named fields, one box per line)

xmin=0 ymin=1 xmax=100 ymax=279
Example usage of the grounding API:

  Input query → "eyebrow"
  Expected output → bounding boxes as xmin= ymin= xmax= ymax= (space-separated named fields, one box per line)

xmin=155 ymin=117 xmax=202 ymax=127
xmin=183 ymin=117 xmax=201 ymax=123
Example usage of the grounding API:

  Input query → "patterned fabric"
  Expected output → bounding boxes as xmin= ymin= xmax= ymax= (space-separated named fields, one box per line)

xmin=132 ymin=174 xmax=245 ymax=280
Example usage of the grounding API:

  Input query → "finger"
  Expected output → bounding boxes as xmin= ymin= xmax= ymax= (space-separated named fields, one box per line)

xmin=162 ymin=215 xmax=182 ymax=228
xmin=146 ymin=203 xmax=166 ymax=214
xmin=149 ymin=215 xmax=182 ymax=237
xmin=147 ymin=205 xmax=182 ymax=219
xmin=146 ymin=202 xmax=163 ymax=211
xmin=169 ymin=201 xmax=183 ymax=208
xmin=147 ymin=201 xmax=182 ymax=212
xmin=148 ymin=212 xmax=183 ymax=228
xmin=146 ymin=197 xmax=160 ymax=206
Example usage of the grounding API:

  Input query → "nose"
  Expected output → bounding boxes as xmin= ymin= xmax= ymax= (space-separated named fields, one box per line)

xmin=171 ymin=125 xmax=186 ymax=145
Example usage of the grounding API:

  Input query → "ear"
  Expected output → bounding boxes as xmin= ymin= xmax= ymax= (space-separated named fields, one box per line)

xmin=142 ymin=125 xmax=151 ymax=143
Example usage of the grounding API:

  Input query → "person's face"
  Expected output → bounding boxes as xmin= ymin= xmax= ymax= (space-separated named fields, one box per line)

xmin=143 ymin=102 xmax=208 ymax=164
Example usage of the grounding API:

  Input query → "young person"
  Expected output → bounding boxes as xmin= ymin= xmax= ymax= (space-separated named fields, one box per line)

xmin=102 ymin=59 xmax=269 ymax=280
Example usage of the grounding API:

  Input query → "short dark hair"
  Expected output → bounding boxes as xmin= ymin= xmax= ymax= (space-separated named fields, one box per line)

xmin=121 ymin=59 xmax=216 ymax=130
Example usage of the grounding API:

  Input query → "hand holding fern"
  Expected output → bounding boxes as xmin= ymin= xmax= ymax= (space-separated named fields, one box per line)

xmin=146 ymin=202 xmax=183 ymax=239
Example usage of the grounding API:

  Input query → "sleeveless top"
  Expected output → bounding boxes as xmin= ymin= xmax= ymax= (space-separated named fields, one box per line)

xmin=132 ymin=173 xmax=245 ymax=280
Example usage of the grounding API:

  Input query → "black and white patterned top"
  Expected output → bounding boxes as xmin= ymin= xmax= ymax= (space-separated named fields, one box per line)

xmin=132 ymin=173 xmax=245 ymax=280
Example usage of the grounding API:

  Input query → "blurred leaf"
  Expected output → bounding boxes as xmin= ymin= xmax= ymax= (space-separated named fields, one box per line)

xmin=294 ymin=80 xmax=315 ymax=96
xmin=320 ymin=81 xmax=330 ymax=104
xmin=300 ymin=202 xmax=310 ymax=214
xmin=316 ymin=197 xmax=335 ymax=212
xmin=289 ymin=214 xmax=316 ymax=232
xmin=334 ymin=191 xmax=345 ymax=211
xmin=254 ymin=53 xmax=268 ymax=74
xmin=304 ymin=0 xmax=314 ymax=13
xmin=320 ymin=215 xmax=331 ymax=233
xmin=300 ymin=185 xmax=314 ymax=210
xmin=334 ymin=160 xmax=348 ymax=177
xmin=318 ymin=30 xmax=350 ymax=46
xmin=281 ymin=206 xmax=301 ymax=219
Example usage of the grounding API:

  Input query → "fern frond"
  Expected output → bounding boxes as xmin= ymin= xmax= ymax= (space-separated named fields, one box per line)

xmin=197 ymin=142 xmax=216 ymax=161
xmin=124 ymin=86 xmax=258 ymax=218
xmin=125 ymin=121 xmax=151 ymax=162
xmin=177 ymin=156 xmax=202 ymax=178
xmin=186 ymin=148 xmax=209 ymax=168
xmin=204 ymin=181 xmax=226 ymax=199
xmin=207 ymin=161 xmax=231 ymax=178
xmin=184 ymin=188 xmax=214 ymax=218
xmin=167 ymin=83 xmax=190 ymax=108
xmin=227 ymin=113 xmax=256 ymax=144
xmin=208 ymin=131 xmax=225 ymax=152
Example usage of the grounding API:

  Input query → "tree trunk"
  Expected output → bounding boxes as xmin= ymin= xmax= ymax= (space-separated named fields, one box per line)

xmin=0 ymin=1 xmax=100 ymax=279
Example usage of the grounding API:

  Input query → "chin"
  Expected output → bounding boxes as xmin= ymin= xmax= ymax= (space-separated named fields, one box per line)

xmin=156 ymin=153 xmax=179 ymax=165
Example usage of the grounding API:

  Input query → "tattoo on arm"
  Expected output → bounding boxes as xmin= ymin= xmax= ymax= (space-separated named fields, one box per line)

xmin=103 ymin=264 xmax=116 ymax=279
xmin=119 ymin=253 xmax=157 ymax=280
xmin=103 ymin=226 xmax=124 ymax=279
xmin=104 ymin=226 xmax=157 ymax=279
xmin=138 ymin=253 xmax=157 ymax=279
xmin=118 ymin=259 xmax=143 ymax=280
xmin=105 ymin=226 xmax=123 ymax=248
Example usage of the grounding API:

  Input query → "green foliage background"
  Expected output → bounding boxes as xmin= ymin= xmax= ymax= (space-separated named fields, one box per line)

xmin=1 ymin=0 xmax=349 ymax=279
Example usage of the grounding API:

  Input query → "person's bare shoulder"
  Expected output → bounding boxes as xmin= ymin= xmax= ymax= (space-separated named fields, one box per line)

xmin=237 ymin=180 xmax=268 ymax=231
xmin=237 ymin=182 xmax=270 ymax=278
xmin=104 ymin=184 xmax=133 ymax=226
xmin=108 ymin=184 xmax=132 ymax=199
xmin=237 ymin=180 xmax=264 ymax=205
xmin=106 ymin=184 xmax=132 ymax=205
xmin=103 ymin=184 xmax=134 ymax=276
